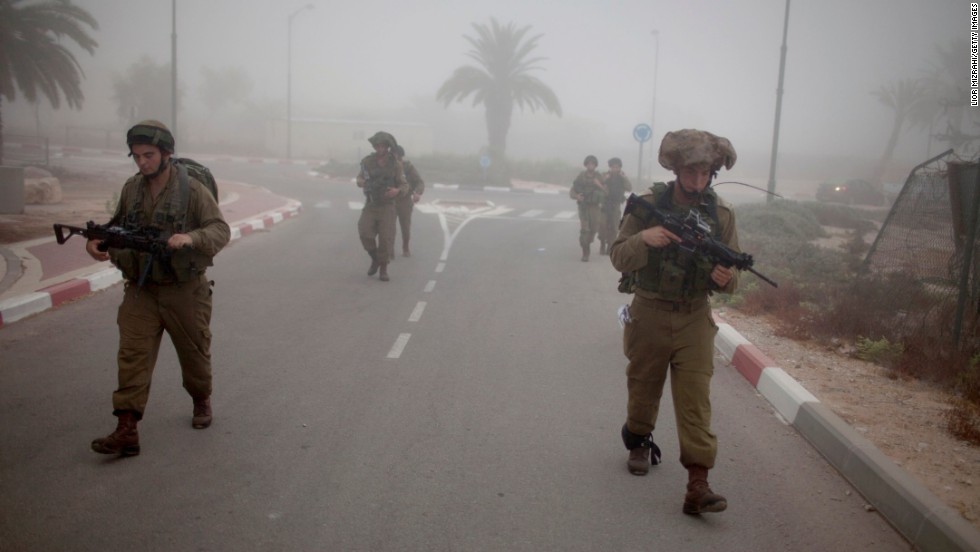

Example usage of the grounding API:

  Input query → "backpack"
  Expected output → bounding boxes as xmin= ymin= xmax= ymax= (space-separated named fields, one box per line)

xmin=174 ymin=158 xmax=218 ymax=201
xmin=124 ymin=157 xmax=219 ymax=233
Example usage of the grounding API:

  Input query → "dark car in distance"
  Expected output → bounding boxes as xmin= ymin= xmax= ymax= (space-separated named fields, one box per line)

xmin=815 ymin=178 xmax=886 ymax=206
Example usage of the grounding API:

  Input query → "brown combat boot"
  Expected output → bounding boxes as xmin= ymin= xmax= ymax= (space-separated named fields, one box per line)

xmin=683 ymin=465 xmax=727 ymax=515
xmin=628 ymin=448 xmax=650 ymax=475
xmin=91 ymin=411 xmax=140 ymax=456
xmin=367 ymin=251 xmax=380 ymax=276
xmin=379 ymin=263 xmax=390 ymax=282
xmin=581 ymin=245 xmax=590 ymax=262
xmin=192 ymin=397 xmax=212 ymax=429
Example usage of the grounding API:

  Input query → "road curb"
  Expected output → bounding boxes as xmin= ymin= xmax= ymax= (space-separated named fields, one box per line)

xmin=713 ymin=317 xmax=980 ymax=552
xmin=0 ymin=200 xmax=303 ymax=329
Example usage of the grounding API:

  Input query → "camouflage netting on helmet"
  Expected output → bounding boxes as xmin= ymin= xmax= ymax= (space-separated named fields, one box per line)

xmin=127 ymin=120 xmax=175 ymax=153
xmin=658 ymin=129 xmax=736 ymax=172
xmin=368 ymin=131 xmax=397 ymax=148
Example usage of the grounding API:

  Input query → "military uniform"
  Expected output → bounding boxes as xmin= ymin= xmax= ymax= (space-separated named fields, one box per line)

xmin=610 ymin=128 xmax=740 ymax=515
xmin=107 ymin=164 xmax=230 ymax=418
xmin=570 ymin=169 xmax=606 ymax=260
xmin=598 ymin=171 xmax=632 ymax=252
xmin=357 ymin=136 xmax=408 ymax=279
xmin=389 ymin=159 xmax=424 ymax=258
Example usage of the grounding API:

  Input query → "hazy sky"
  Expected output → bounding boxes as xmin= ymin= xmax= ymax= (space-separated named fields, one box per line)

xmin=4 ymin=0 xmax=965 ymax=172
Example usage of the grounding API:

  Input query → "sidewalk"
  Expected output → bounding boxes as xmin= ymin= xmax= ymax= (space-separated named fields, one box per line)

xmin=0 ymin=179 xmax=302 ymax=327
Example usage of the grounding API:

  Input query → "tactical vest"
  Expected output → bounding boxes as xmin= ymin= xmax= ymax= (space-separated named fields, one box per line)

xmin=633 ymin=182 xmax=722 ymax=301
xmin=574 ymin=171 xmax=605 ymax=205
xmin=362 ymin=154 xmax=399 ymax=205
xmin=111 ymin=164 xmax=214 ymax=284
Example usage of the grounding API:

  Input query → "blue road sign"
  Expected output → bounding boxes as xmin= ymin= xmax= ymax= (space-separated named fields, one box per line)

xmin=633 ymin=123 xmax=652 ymax=143
xmin=479 ymin=155 xmax=491 ymax=169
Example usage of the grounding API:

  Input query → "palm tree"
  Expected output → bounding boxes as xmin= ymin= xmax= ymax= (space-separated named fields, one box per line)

xmin=0 ymin=0 xmax=98 ymax=164
xmin=871 ymin=78 xmax=927 ymax=187
xmin=437 ymin=18 xmax=561 ymax=183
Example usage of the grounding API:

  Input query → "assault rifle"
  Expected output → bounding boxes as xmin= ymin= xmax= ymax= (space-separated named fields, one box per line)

xmin=53 ymin=221 xmax=170 ymax=287
xmin=623 ymin=193 xmax=778 ymax=288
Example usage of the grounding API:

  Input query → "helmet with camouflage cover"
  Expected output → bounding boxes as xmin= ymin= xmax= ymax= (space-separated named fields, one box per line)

xmin=658 ymin=129 xmax=736 ymax=172
xmin=368 ymin=131 xmax=398 ymax=149
xmin=126 ymin=120 xmax=175 ymax=154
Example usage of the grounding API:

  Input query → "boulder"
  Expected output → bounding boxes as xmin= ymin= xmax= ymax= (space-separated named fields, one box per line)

xmin=24 ymin=175 xmax=62 ymax=204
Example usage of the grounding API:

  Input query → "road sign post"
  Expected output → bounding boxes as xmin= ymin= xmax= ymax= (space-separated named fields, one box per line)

xmin=633 ymin=123 xmax=653 ymax=185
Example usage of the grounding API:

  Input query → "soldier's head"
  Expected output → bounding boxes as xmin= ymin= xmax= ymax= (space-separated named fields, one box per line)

xmin=583 ymin=155 xmax=598 ymax=171
xmin=126 ymin=120 xmax=175 ymax=178
xmin=368 ymin=131 xmax=397 ymax=155
xmin=608 ymin=157 xmax=623 ymax=175
xmin=658 ymin=129 xmax=736 ymax=200
xmin=393 ymin=145 xmax=405 ymax=159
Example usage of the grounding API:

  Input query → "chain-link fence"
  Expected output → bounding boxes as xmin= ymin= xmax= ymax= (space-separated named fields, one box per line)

xmin=1 ymin=134 xmax=49 ymax=167
xmin=863 ymin=149 xmax=979 ymax=347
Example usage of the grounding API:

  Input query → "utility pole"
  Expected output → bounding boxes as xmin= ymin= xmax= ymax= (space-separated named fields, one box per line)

xmin=171 ymin=0 xmax=177 ymax=137
xmin=766 ymin=0 xmax=791 ymax=203
xmin=287 ymin=4 xmax=315 ymax=159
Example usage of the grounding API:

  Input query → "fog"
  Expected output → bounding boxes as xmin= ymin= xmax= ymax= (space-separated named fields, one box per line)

xmin=2 ymin=0 xmax=964 ymax=185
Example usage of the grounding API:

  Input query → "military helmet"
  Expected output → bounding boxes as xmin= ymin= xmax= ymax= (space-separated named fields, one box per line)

xmin=126 ymin=120 xmax=175 ymax=153
xmin=368 ymin=131 xmax=397 ymax=149
xmin=394 ymin=145 xmax=405 ymax=157
xmin=658 ymin=129 xmax=736 ymax=172
xmin=608 ymin=157 xmax=623 ymax=167
xmin=584 ymin=155 xmax=598 ymax=166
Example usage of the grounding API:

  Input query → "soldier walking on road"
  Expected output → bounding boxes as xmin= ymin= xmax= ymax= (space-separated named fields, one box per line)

xmin=598 ymin=157 xmax=632 ymax=255
xmin=357 ymin=131 xmax=408 ymax=281
xmin=86 ymin=120 xmax=230 ymax=457
xmin=610 ymin=129 xmax=741 ymax=515
xmin=570 ymin=155 xmax=606 ymax=262
xmin=388 ymin=145 xmax=424 ymax=259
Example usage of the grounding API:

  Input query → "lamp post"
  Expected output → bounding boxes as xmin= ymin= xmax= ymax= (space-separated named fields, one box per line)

xmin=287 ymin=4 xmax=314 ymax=159
xmin=171 ymin=0 xmax=177 ymax=137
xmin=767 ymin=0 xmax=791 ymax=203
xmin=648 ymin=29 xmax=660 ymax=182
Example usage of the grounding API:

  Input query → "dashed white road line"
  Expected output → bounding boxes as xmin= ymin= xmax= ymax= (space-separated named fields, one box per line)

xmin=555 ymin=211 xmax=577 ymax=219
xmin=521 ymin=209 xmax=544 ymax=218
xmin=436 ymin=262 xmax=446 ymax=273
xmin=408 ymin=301 xmax=427 ymax=322
xmin=387 ymin=333 xmax=411 ymax=359
xmin=424 ymin=280 xmax=436 ymax=293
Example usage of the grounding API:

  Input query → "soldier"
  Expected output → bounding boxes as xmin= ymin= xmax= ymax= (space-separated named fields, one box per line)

xmin=357 ymin=131 xmax=408 ymax=281
xmin=388 ymin=144 xmax=425 ymax=259
xmin=598 ymin=157 xmax=632 ymax=255
xmin=609 ymin=129 xmax=740 ymax=515
xmin=86 ymin=120 xmax=231 ymax=457
xmin=570 ymin=154 xmax=606 ymax=261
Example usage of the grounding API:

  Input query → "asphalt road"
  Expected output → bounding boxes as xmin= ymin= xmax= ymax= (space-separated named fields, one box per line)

xmin=0 ymin=162 xmax=911 ymax=551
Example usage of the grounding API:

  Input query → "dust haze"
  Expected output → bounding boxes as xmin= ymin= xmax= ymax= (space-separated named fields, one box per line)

xmin=2 ymin=0 xmax=965 ymax=189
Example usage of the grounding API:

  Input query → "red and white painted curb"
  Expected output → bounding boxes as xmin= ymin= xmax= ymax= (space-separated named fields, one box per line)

xmin=0 ymin=201 xmax=303 ymax=329
xmin=713 ymin=314 xmax=980 ymax=552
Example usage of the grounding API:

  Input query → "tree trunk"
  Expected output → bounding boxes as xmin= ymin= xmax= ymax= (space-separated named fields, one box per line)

xmin=873 ymin=113 xmax=905 ymax=189
xmin=0 ymin=96 xmax=5 ymax=166
xmin=484 ymin=96 xmax=512 ymax=186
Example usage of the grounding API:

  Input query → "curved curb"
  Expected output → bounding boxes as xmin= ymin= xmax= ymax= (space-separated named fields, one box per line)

xmin=0 ymin=201 xmax=303 ymax=329
xmin=713 ymin=315 xmax=980 ymax=552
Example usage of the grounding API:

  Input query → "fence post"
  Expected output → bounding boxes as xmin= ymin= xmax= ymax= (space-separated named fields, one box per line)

xmin=954 ymin=161 xmax=980 ymax=347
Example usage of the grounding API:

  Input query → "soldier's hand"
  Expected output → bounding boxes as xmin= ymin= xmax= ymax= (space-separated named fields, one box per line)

xmin=412 ymin=192 xmax=421 ymax=203
xmin=640 ymin=226 xmax=681 ymax=248
xmin=575 ymin=193 xmax=584 ymax=201
xmin=85 ymin=239 xmax=109 ymax=262
xmin=168 ymin=233 xmax=193 ymax=250
xmin=711 ymin=265 xmax=734 ymax=288
xmin=384 ymin=187 xmax=401 ymax=199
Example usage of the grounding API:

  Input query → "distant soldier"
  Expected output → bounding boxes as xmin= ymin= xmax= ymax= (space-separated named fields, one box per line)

xmin=598 ymin=157 xmax=632 ymax=255
xmin=388 ymin=145 xmax=425 ymax=259
xmin=570 ymin=154 xmax=606 ymax=261
xmin=357 ymin=131 xmax=408 ymax=281
xmin=610 ymin=128 xmax=740 ymax=515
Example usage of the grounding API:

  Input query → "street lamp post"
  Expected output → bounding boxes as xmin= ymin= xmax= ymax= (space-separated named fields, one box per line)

xmin=767 ymin=0 xmax=791 ymax=203
xmin=287 ymin=4 xmax=314 ymax=159
xmin=171 ymin=0 xmax=177 ymax=137
xmin=649 ymin=30 xmax=660 ymax=183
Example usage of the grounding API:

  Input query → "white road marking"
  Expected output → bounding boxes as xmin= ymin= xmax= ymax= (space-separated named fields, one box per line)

xmin=555 ymin=211 xmax=577 ymax=219
xmin=436 ymin=262 xmax=446 ymax=273
xmin=424 ymin=280 xmax=436 ymax=292
xmin=408 ymin=302 xmax=427 ymax=322
xmin=521 ymin=209 xmax=544 ymax=218
xmin=314 ymin=200 xmax=331 ymax=208
xmin=348 ymin=201 xmax=364 ymax=210
xmin=387 ymin=333 xmax=411 ymax=359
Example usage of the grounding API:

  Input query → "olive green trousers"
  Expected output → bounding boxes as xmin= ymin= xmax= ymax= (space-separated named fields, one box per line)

xmin=388 ymin=195 xmax=415 ymax=255
xmin=112 ymin=275 xmax=213 ymax=417
xmin=577 ymin=202 xmax=601 ymax=247
xmin=358 ymin=202 xmax=396 ymax=261
xmin=623 ymin=295 xmax=719 ymax=469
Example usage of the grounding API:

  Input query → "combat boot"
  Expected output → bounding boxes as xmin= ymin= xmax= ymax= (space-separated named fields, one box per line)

xmin=91 ymin=411 xmax=140 ymax=457
xmin=581 ymin=245 xmax=590 ymax=262
xmin=622 ymin=424 xmax=662 ymax=476
xmin=628 ymin=448 xmax=650 ymax=475
xmin=367 ymin=251 xmax=380 ymax=276
xmin=683 ymin=465 xmax=727 ymax=515
xmin=403 ymin=243 xmax=411 ymax=257
xmin=192 ymin=397 xmax=212 ymax=429
xmin=379 ymin=263 xmax=390 ymax=282
xmin=599 ymin=242 xmax=607 ymax=255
